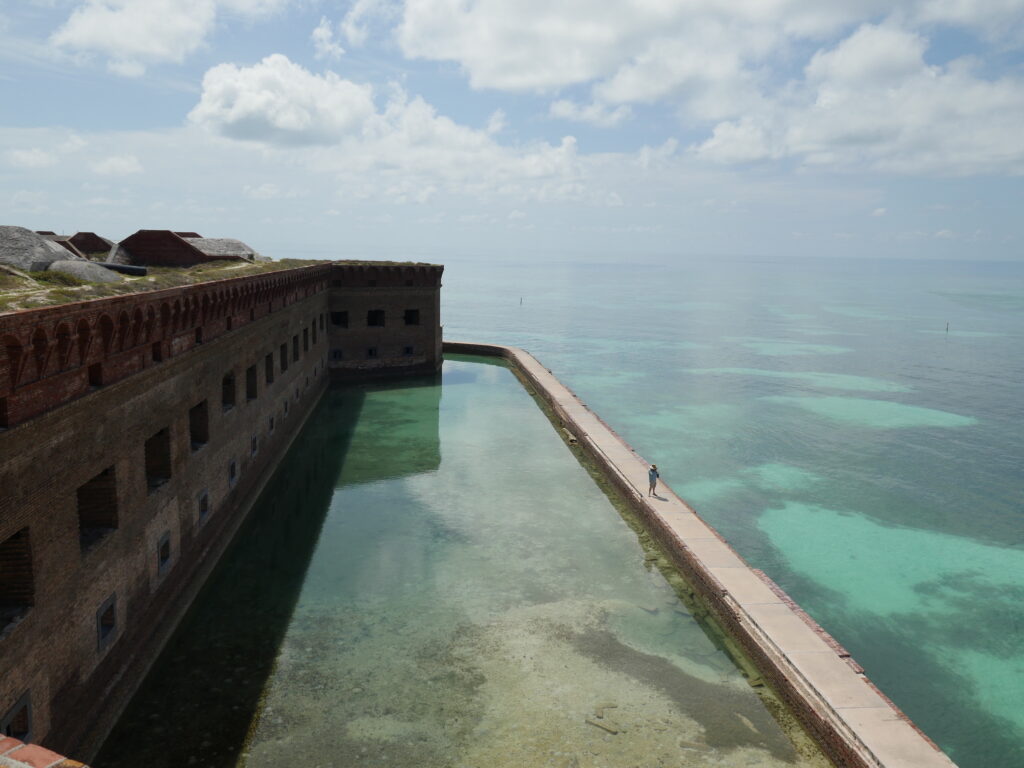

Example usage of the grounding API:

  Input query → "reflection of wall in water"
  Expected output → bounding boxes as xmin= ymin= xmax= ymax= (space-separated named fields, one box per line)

xmin=94 ymin=375 xmax=443 ymax=768
xmin=325 ymin=374 xmax=442 ymax=488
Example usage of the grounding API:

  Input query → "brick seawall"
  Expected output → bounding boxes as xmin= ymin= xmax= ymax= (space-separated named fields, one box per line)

xmin=444 ymin=341 xmax=958 ymax=768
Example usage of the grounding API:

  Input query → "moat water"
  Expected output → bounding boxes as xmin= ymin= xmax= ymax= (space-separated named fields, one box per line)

xmin=441 ymin=256 xmax=1024 ymax=768
xmin=98 ymin=358 xmax=824 ymax=768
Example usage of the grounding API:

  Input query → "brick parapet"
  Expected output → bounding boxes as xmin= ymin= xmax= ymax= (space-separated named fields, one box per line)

xmin=0 ymin=737 xmax=87 ymax=768
xmin=443 ymin=340 xmax=957 ymax=768
xmin=0 ymin=265 xmax=332 ymax=427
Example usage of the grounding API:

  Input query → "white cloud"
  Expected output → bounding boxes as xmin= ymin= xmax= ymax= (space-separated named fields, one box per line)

xmin=51 ymin=0 xmax=290 ymax=75
xmin=507 ymin=209 xmax=526 ymax=220
xmin=872 ymin=207 xmax=887 ymax=217
xmin=694 ymin=23 xmax=1024 ymax=174
xmin=6 ymin=148 xmax=58 ymax=168
xmin=913 ymin=0 xmax=1024 ymax=39
xmin=312 ymin=16 xmax=344 ymax=60
xmin=549 ymin=99 xmax=630 ymax=127
xmin=395 ymin=2 xmax=1024 ymax=176
xmin=486 ymin=109 xmax=507 ymax=135
xmin=91 ymin=154 xmax=143 ymax=175
xmin=396 ymin=1 xmax=882 ymax=93
xmin=10 ymin=189 xmax=46 ymax=213
xmin=188 ymin=55 xmax=586 ymax=201
xmin=244 ymin=182 xmax=286 ymax=199
xmin=341 ymin=0 xmax=396 ymax=47
xmin=189 ymin=54 xmax=376 ymax=145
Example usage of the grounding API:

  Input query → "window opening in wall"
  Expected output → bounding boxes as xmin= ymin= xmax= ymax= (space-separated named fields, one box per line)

xmin=249 ymin=309 xmax=255 ymax=321
xmin=226 ymin=317 xmax=233 ymax=331
xmin=404 ymin=309 xmax=421 ymax=325
xmin=331 ymin=311 xmax=348 ymax=327
xmin=77 ymin=467 xmax=118 ymax=551
xmin=151 ymin=342 xmax=163 ymax=363
xmin=319 ymin=314 xmax=325 ymax=331
xmin=1 ymin=691 xmax=31 ymax=742
xmin=197 ymin=490 xmax=210 ymax=522
xmin=222 ymin=371 xmax=236 ymax=411
xmin=189 ymin=400 xmax=209 ymax=451
xmin=228 ymin=459 xmax=238 ymax=486
xmin=280 ymin=343 xmax=289 ymax=372
xmin=88 ymin=362 xmax=103 ymax=387
xmin=246 ymin=364 xmax=258 ymax=401
xmin=265 ymin=354 xmax=274 ymax=384
xmin=0 ymin=528 xmax=34 ymax=632
xmin=367 ymin=309 xmax=385 ymax=327
xmin=284 ymin=401 xmax=290 ymax=415
xmin=269 ymin=416 xmax=275 ymax=434
xmin=312 ymin=324 xmax=317 ymax=345
xmin=367 ymin=347 xmax=378 ymax=359
xmin=403 ymin=345 xmax=415 ymax=356
xmin=144 ymin=428 xmax=172 ymax=492
xmin=292 ymin=335 xmax=299 ymax=362
xmin=157 ymin=532 xmax=172 ymax=576
xmin=96 ymin=593 xmax=117 ymax=651
xmin=0 ymin=397 xmax=8 ymax=429
xmin=195 ymin=328 xmax=203 ymax=344
xmin=303 ymin=328 xmax=309 ymax=352
xmin=251 ymin=434 xmax=258 ymax=456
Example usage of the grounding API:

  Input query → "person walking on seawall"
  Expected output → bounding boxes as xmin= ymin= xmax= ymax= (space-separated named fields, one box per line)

xmin=648 ymin=464 xmax=659 ymax=496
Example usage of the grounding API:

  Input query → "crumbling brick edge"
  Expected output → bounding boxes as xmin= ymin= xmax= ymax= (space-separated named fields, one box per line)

xmin=0 ymin=736 xmax=88 ymax=768
xmin=444 ymin=340 xmax=954 ymax=768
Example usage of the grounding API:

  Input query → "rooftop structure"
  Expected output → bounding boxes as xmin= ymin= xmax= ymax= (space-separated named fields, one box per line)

xmin=117 ymin=230 xmax=258 ymax=267
xmin=67 ymin=233 xmax=114 ymax=258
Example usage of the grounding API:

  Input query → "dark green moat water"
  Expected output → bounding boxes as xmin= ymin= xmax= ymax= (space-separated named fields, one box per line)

xmin=97 ymin=358 xmax=824 ymax=768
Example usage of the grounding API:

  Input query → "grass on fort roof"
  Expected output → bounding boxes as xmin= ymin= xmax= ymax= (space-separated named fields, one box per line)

xmin=0 ymin=257 xmax=434 ymax=314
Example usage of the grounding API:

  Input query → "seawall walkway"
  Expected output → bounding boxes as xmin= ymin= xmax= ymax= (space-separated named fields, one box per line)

xmin=445 ymin=341 xmax=957 ymax=768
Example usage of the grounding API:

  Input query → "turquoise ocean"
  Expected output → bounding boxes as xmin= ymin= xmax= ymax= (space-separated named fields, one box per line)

xmin=441 ymin=256 xmax=1024 ymax=768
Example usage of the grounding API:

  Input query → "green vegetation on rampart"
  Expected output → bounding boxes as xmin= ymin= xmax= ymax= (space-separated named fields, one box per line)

xmin=0 ymin=258 xmax=437 ymax=314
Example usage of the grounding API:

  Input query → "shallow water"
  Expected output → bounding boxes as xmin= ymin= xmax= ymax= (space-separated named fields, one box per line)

xmin=441 ymin=256 xmax=1024 ymax=768
xmin=98 ymin=360 xmax=821 ymax=768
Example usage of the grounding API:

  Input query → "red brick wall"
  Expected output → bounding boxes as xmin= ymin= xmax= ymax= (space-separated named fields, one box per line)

xmin=327 ymin=264 xmax=443 ymax=379
xmin=0 ymin=265 xmax=332 ymax=427
xmin=0 ymin=291 xmax=330 ymax=757
xmin=0 ymin=261 xmax=443 ymax=759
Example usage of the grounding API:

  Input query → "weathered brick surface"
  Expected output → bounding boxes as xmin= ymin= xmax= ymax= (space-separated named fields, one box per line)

xmin=0 ymin=264 xmax=332 ymax=427
xmin=0 ymin=263 xmax=442 ymax=761
xmin=327 ymin=264 xmax=443 ymax=379
xmin=0 ymin=737 xmax=86 ymax=768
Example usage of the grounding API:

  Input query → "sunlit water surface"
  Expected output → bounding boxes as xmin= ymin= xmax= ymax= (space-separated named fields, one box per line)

xmin=441 ymin=256 xmax=1024 ymax=768
xmin=98 ymin=359 xmax=823 ymax=768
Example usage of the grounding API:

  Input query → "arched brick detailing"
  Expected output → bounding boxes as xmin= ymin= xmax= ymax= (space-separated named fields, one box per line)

xmin=0 ymin=265 xmax=333 ymax=428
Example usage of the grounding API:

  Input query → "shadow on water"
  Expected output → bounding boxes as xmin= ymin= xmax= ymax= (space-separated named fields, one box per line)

xmin=95 ymin=375 xmax=442 ymax=768
xmin=565 ymin=627 xmax=797 ymax=762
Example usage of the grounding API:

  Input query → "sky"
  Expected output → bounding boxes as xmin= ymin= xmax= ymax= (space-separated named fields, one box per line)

xmin=1 ymin=0 xmax=1023 ymax=262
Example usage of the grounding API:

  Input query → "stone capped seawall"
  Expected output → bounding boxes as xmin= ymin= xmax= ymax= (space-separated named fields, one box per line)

xmin=444 ymin=341 xmax=958 ymax=768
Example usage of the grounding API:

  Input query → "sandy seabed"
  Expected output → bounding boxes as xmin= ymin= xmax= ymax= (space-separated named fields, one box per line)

xmin=242 ymin=599 xmax=829 ymax=768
